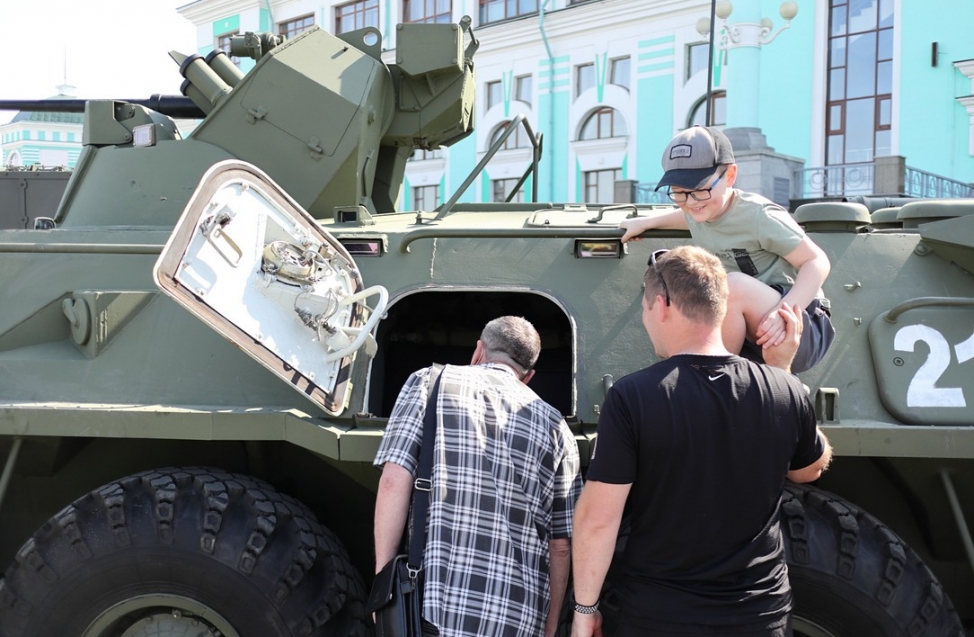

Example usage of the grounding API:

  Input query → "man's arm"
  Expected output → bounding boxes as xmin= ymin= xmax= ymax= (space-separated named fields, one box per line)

xmin=787 ymin=429 xmax=833 ymax=483
xmin=571 ymin=480 xmax=631 ymax=637
xmin=545 ymin=538 xmax=571 ymax=637
xmin=373 ymin=462 xmax=414 ymax=572
xmin=620 ymin=209 xmax=688 ymax=242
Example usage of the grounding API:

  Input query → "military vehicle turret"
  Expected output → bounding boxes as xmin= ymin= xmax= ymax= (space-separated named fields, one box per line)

xmin=0 ymin=17 xmax=972 ymax=637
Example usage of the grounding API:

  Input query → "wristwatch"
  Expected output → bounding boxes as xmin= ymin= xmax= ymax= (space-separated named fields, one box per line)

xmin=573 ymin=600 xmax=600 ymax=615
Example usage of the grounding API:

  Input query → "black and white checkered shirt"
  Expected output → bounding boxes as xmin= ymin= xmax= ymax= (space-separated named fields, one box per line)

xmin=375 ymin=363 xmax=582 ymax=637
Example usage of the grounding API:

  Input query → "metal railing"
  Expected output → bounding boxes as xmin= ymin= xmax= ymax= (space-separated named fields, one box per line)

xmin=633 ymin=182 xmax=671 ymax=205
xmin=796 ymin=163 xmax=875 ymax=198
xmin=904 ymin=166 xmax=974 ymax=198
xmin=796 ymin=161 xmax=973 ymax=199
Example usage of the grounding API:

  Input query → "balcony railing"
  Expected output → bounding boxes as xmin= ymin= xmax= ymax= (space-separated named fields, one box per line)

xmin=796 ymin=159 xmax=973 ymax=199
xmin=797 ymin=163 xmax=875 ymax=198
xmin=904 ymin=166 xmax=974 ymax=198
xmin=633 ymin=182 xmax=671 ymax=205
xmin=624 ymin=159 xmax=973 ymax=206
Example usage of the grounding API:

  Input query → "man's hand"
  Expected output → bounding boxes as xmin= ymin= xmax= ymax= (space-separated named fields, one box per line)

xmin=755 ymin=307 xmax=787 ymax=348
xmin=762 ymin=302 xmax=803 ymax=372
xmin=571 ymin=610 xmax=603 ymax=637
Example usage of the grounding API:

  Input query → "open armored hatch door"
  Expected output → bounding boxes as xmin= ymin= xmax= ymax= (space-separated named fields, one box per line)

xmin=153 ymin=160 xmax=388 ymax=416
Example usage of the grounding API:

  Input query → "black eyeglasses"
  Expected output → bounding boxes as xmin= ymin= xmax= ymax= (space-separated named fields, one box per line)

xmin=649 ymin=249 xmax=670 ymax=306
xmin=666 ymin=170 xmax=725 ymax=203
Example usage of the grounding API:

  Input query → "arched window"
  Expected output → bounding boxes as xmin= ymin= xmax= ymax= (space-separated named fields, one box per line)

xmin=489 ymin=121 xmax=530 ymax=150
xmin=688 ymin=91 xmax=726 ymax=127
xmin=579 ymin=107 xmax=627 ymax=140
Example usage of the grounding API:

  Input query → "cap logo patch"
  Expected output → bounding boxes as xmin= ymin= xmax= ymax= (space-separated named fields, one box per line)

xmin=669 ymin=144 xmax=692 ymax=160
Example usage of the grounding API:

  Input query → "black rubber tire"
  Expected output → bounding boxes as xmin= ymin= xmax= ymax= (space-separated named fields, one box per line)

xmin=0 ymin=466 xmax=372 ymax=637
xmin=558 ymin=484 xmax=965 ymax=637
xmin=782 ymin=483 xmax=965 ymax=637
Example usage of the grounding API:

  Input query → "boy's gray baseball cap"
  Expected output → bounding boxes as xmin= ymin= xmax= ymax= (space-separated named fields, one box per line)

xmin=655 ymin=126 xmax=736 ymax=191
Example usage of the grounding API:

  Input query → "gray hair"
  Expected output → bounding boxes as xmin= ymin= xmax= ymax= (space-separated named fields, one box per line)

xmin=480 ymin=316 xmax=541 ymax=375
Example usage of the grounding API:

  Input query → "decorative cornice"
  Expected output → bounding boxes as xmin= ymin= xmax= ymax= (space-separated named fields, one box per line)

xmin=474 ymin=0 xmax=698 ymax=55
xmin=178 ymin=0 xmax=263 ymax=24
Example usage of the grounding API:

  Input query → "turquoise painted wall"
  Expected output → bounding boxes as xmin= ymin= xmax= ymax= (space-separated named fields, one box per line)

xmin=635 ymin=36 xmax=675 ymax=187
xmin=448 ymin=133 xmax=477 ymax=205
xmin=538 ymin=55 xmax=570 ymax=201
xmin=757 ymin=0 xmax=816 ymax=163
xmin=212 ymin=15 xmax=240 ymax=36
xmin=897 ymin=1 xmax=974 ymax=181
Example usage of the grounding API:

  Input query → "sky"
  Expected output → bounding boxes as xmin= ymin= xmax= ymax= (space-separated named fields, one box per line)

xmin=1 ymin=0 xmax=199 ymax=124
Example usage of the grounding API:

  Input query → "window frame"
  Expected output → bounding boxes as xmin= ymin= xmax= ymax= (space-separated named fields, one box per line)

xmin=492 ymin=178 xmax=525 ymax=202
xmin=515 ymin=74 xmax=533 ymax=106
xmin=825 ymin=0 xmax=893 ymax=165
xmin=413 ymin=184 xmax=440 ymax=210
xmin=583 ymin=168 xmax=621 ymax=203
xmin=403 ymin=0 xmax=452 ymax=24
xmin=335 ymin=0 xmax=379 ymax=34
xmin=575 ymin=62 xmax=595 ymax=99
xmin=610 ymin=56 xmax=630 ymax=91
xmin=478 ymin=0 xmax=539 ymax=25
xmin=278 ymin=14 xmax=315 ymax=39
xmin=486 ymin=80 xmax=503 ymax=112
xmin=579 ymin=107 xmax=627 ymax=141
xmin=489 ymin=121 xmax=530 ymax=150
xmin=216 ymin=31 xmax=241 ymax=67
xmin=686 ymin=42 xmax=710 ymax=81
xmin=688 ymin=91 xmax=727 ymax=128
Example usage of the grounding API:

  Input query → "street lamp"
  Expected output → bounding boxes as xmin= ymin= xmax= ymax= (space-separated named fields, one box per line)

xmin=695 ymin=1 xmax=799 ymax=127
xmin=696 ymin=1 xmax=799 ymax=49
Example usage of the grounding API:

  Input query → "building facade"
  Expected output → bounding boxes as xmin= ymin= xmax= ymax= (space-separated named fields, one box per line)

xmin=0 ymin=85 xmax=83 ymax=169
xmin=174 ymin=0 xmax=974 ymax=209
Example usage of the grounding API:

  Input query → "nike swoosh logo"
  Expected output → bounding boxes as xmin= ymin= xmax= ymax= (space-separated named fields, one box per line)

xmin=708 ymin=374 xmax=725 ymax=381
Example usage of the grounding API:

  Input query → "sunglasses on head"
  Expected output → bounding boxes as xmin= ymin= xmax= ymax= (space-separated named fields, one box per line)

xmin=648 ymin=249 xmax=670 ymax=306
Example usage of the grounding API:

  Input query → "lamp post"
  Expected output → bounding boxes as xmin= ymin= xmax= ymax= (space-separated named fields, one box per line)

xmin=695 ymin=2 xmax=718 ymax=127
xmin=695 ymin=0 xmax=798 ymax=129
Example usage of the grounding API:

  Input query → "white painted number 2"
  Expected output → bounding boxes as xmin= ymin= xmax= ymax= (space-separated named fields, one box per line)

xmin=894 ymin=325 xmax=974 ymax=408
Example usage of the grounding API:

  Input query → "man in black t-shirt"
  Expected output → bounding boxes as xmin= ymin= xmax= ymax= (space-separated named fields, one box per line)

xmin=570 ymin=246 xmax=832 ymax=637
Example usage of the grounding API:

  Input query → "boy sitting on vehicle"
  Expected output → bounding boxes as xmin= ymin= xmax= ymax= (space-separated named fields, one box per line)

xmin=620 ymin=126 xmax=834 ymax=373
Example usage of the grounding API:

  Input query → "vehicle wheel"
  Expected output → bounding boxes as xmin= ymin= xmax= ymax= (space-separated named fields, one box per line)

xmin=0 ymin=466 xmax=372 ymax=637
xmin=782 ymin=483 xmax=964 ymax=637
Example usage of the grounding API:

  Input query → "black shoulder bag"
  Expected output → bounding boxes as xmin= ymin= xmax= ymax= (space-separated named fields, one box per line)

xmin=368 ymin=364 xmax=444 ymax=637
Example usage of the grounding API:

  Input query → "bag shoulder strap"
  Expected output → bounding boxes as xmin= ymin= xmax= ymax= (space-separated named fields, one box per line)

xmin=407 ymin=363 xmax=444 ymax=571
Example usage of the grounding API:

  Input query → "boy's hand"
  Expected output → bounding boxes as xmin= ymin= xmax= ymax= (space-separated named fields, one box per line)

xmin=756 ymin=306 xmax=788 ymax=348
xmin=620 ymin=217 xmax=652 ymax=243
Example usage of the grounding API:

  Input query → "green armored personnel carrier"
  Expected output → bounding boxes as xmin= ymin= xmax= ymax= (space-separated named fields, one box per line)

xmin=0 ymin=18 xmax=972 ymax=637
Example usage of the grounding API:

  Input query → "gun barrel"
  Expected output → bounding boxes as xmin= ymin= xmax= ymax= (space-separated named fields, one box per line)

xmin=0 ymin=95 xmax=204 ymax=119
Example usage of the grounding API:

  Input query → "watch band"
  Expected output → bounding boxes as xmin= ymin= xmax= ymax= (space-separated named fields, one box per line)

xmin=573 ymin=600 xmax=600 ymax=614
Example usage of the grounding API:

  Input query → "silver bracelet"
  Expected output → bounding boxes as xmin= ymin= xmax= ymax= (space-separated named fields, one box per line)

xmin=573 ymin=600 xmax=600 ymax=614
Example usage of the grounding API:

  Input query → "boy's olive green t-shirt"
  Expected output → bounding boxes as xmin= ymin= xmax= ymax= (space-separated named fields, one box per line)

xmin=684 ymin=189 xmax=804 ymax=288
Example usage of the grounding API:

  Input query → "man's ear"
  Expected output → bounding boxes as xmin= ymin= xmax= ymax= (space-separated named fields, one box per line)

xmin=521 ymin=369 xmax=536 ymax=385
xmin=470 ymin=340 xmax=485 ymax=365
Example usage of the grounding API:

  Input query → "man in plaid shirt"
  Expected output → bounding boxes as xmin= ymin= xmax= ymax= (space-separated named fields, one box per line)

xmin=374 ymin=316 xmax=582 ymax=637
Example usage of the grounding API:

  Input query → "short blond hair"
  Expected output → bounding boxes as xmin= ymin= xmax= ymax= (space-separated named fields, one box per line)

xmin=643 ymin=245 xmax=728 ymax=325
